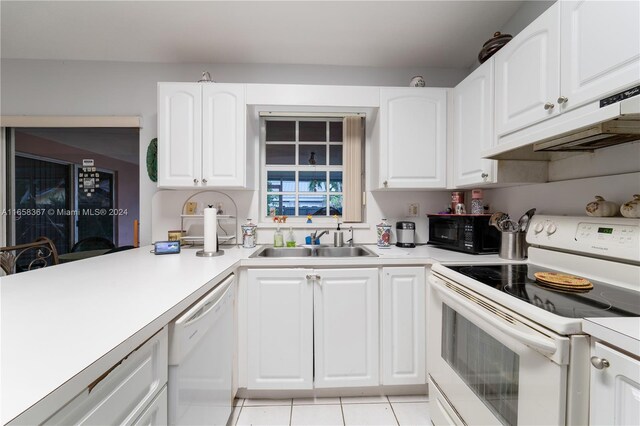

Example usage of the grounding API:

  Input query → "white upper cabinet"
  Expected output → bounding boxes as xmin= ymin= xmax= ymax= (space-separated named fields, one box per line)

xmin=452 ymin=59 xmax=497 ymax=187
xmin=381 ymin=267 xmax=426 ymax=386
xmin=495 ymin=3 xmax=560 ymax=136
xmin=157 ymin=83 xmax=247 ymax=189
xmin=378 ymin=88 xmax=447 ymax=189
xmin=560 ymin=0 xmax=640 ymax=112
xmin=313 ymin=268 xmax=379 ymax=388
xmin=494 ymin=1 xmax=639 ymax=142
xmin=202 ymin=84 xmax=246 ymax=187
xmin=157 ymin=83 xmax=202 ymax=187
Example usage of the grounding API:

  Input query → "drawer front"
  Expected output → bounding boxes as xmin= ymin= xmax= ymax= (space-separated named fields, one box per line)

xmin=132 ymin=385 xmax=167 ymax=426
xmin=44 ymin=327 xmax=168 ymax=425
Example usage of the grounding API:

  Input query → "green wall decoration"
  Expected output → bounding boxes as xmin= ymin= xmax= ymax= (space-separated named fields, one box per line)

xmin=146 ymin=138 xmax=158 ymax=182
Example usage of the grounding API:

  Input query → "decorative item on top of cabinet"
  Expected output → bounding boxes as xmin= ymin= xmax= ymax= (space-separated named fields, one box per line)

xmin=477 ymin=32 xmax=512 ymax=64
xmin=157 ymin=82 xmax=247 ymax=189
xmin=377 ymin=87 xmax=447 ymax=189
xmin=621 ymin=194 xmax=640 ymax=218
xmin=409 ymin=76 xmax=426 ymax=87
xmin=585 ymin=196 xmax=619 ymax=217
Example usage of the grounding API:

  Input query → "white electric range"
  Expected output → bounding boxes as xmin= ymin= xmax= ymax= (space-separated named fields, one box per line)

xmin=427 ymin=215 xmax=640 ymax=426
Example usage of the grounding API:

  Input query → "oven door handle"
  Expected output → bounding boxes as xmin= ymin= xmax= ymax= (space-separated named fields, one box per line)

xmin=431 ymin=277 xmax=558 ymax=356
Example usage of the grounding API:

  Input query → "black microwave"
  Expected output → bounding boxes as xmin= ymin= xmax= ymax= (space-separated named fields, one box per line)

xmin=427 ymin=214 xmax=500 ymax=254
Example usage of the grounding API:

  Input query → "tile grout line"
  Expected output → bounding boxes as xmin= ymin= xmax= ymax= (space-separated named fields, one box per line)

xmin=387 ymin=396 xmax=401 ymax=426
xmin=289 ymin=398 xmax=293 ymax=426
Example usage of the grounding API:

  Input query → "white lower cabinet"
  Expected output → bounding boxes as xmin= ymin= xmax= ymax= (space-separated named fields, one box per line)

xmin=246 ymin=268 xmax=381 ymax=390
xmin=589 ymin=341 xmax=640 ymax=425
xmin=381 ymin=267 xmax=426 ymax=385
xmin=314 ymin=268 xmax=379 ymax=388
xmin=247 ymin=269 xmax=314 ymax=390
xmin=133 ymin=386 xmax=167 ymax=426
xmin=44 ymin=327 xmax=168 ymax=425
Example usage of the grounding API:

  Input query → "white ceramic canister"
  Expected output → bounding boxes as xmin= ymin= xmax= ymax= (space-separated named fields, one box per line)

xmin=376 ymin=219 xmax=392 ymax=248
xmin=241 ymin=219 xmax=257 ymax=248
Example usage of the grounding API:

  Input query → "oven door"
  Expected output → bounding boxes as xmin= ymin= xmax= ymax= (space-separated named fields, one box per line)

xmin=427 ymin=273 xmax=571 ymax=426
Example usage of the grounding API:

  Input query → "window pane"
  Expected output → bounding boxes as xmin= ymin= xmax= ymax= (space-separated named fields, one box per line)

xmin=299 ymin=121 xmax=326 ymax=141
xmin=329 ymin=145 xmax=343 ymax=165
xmin=266 ymin=144 xmax=295 ymax=165
xmin=329 ymin=121 xmax=343 ymax=142
xmin=330 ymin=195 xmax=343 ymax=216
xmin=298 ymin=195 xmax=327 ymax=216
xmin=298 ymin=144 xmax=326 ymax=165
xmin=299 ymin=171 xmax=326 ymax=192
xmin=267 ymin=194 xmax=295 ymax=216
xmin=267 ymin=171 xmax=295 ymax=192
xmin=329 ymin=172 xmax=343 ymax=192
xmin=266 ymin=120 xmax=295 ymax=141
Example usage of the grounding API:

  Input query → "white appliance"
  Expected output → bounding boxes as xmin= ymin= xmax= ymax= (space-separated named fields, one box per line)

xmin=168 ymin=274 xmax=235 ymax=426
xmin=427 ymin=215 xmax=640 ymax=426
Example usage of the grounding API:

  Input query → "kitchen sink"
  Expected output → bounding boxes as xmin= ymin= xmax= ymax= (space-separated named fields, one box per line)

xmin=250 ymin=245 xmax=378 ymax=258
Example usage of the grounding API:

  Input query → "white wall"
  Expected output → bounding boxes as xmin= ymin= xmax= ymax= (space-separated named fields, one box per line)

xmin=1 ymin=58 xmax=469 ymax=244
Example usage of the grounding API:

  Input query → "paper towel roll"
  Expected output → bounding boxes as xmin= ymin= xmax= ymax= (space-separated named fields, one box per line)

xmin=204 ymin=207 xmax=217 ymax=253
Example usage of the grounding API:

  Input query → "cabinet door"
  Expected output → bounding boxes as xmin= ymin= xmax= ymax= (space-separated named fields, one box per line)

xmin=314 ymin=268 xmax=379 ymax=388
xmin=381 ymin=267 xmax=426 ymax=385
xmin=452 ymin=59 xmax=496 ymax=187
xmin=495 ymin=3 xmax=560 ymax=136
xmin=157 ymin=83 xmax=202 ymax=188
xmin=132 ymin=386 xmax=167 ymax=426
xmin=247 ymin=269 xmax=313 ymax=390
xmin=202 ymin=84 xmax=246 ymax=188
xmin=590 ymin=342 xmax=640 ymax=426
xmin=560 ymin=1 xmax=640 ymax=111
xmin=379 ymin=88 xmax=447 ymax=189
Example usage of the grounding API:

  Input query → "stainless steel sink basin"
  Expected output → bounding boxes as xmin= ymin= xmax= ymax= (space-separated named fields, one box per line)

xmin=253 ymin=247 xmax=314 ymax=257
xmin=315 ymin=247 xmax=376 ymax=257
xmin=250 ymin=245 xmax=377 ymax=258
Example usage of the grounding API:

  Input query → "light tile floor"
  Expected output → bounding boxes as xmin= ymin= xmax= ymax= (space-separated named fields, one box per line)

xmin=229 ymin=395 xmax=430 ymax=426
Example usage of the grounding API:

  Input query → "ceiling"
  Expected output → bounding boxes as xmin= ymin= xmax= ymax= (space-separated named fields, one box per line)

xmin=17 ymin=128 xmax=140 ymax=165
xmin=1 ymin=1 xmax=526 ymax=69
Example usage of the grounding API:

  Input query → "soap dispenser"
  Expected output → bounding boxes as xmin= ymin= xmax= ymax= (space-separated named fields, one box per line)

xmin=334 ymin=223 xmax=344 ymax=247
xmin=273 ymin=224 xmax=284 ymax=248
xmin=286 ymin=227 xmax=296 ymax=247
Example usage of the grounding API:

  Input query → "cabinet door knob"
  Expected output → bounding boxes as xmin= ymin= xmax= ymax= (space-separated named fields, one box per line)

xmin=481 ymin=172 xmax=489 ymax=179
xmin=557 ymin=96 xmax=568 ymax=104
xmin=202 ymin=178 xmax=207 ymax=184
xmin=306 ymin=274 xmax=320 ymax=281
xmin=590 ymin=356 xmax=610 ymax=370
xmin=193 ymin=178 xmax=199 ymax=185
xmin=383 ymin=180 xmax=388 ymax=188
xmin=544 ymin=102 xmax=555 ymax=110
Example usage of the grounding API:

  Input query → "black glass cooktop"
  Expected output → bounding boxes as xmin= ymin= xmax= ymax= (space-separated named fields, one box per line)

xmin=447 ymin=264 xmax=640 ymax=319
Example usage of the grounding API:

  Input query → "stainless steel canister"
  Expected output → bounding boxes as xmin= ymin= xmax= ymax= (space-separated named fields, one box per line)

xmin=499 ymin=231 xmax=527 ymax=260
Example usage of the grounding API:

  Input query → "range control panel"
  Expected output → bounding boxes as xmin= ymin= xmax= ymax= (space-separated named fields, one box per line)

xmin=527 ymin=215 xmax=640 ymax=262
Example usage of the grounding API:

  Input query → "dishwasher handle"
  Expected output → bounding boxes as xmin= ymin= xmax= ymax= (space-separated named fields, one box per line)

xmin=176 ymin=274 xmax=235 ymax=327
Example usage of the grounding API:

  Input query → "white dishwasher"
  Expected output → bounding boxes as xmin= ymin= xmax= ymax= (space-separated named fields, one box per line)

xmin=168 ymin=274 xmax=235 ymax=426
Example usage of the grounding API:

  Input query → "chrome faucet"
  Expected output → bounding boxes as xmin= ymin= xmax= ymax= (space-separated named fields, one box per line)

xmin=347 ymin=226 xmax=354 ymax=247
xmin=310 ymin=230 xmax=329 ymax=245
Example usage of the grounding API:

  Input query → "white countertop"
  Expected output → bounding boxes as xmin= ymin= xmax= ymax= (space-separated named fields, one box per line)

xmin=583 ymin=317 xmax=640 ymax=356
xmin=0 ymin=244 xmax=509 ymax=424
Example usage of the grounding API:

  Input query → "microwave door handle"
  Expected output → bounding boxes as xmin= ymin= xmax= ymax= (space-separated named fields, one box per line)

xmin=431 ymin=278 xmax=557 ymax=356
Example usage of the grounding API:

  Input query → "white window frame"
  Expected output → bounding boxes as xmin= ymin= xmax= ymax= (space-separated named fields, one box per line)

xmin=261 ymin=116 xmax=344 ymax=223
